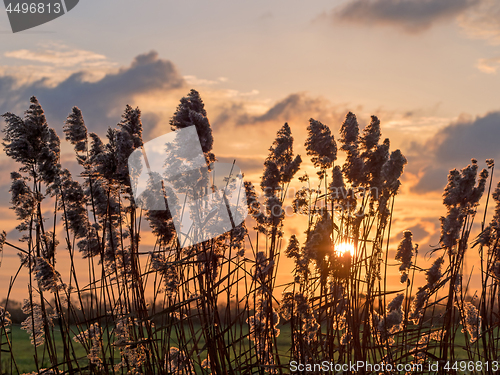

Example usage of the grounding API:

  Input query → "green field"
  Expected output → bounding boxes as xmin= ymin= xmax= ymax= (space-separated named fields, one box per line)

xmin=1 ymin=325 xmax=88 ymax=374
xmin=0 ymin=324 xmax=292 ymax=374
xmin=0 ymin=323 xmax=479 ymax=374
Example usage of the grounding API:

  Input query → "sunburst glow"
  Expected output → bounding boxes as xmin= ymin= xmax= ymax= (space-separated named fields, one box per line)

xmin=336 ymin=242 xmax=355 ymax=256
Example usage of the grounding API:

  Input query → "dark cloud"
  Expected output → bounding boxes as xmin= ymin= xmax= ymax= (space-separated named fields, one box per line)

xmin=0 ymin=159 xmax=17 ymax=206
xmin=0 ymin=51 xmax=185 ymax=219
xmin=433 ymin=112 xmax=500 ymax=163
xmin=411 ymin=166 xmax=449 ymax=194
xmin=141 ymin=112 xmax=164 ymax=140
xmin=213 ymin=93 xmax=351 ymax=129
xmin=405 ymin=223 xmax=430 ymax=242
xmin=253 ymin=94 xmax=321 ymax=123
xmin=411 ymin=111 xmax=500 ymax=194
xmin=333 ymin=0 xmax=479 ymax=33
xmin=0 ymin=51 xmax=185 ymax=138
xmin=391 ymin=218 xmax=434 ymax=242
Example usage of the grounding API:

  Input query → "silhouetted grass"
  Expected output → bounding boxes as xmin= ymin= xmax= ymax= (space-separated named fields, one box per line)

xmin=0 ymin=93 xmax=498 ymax=374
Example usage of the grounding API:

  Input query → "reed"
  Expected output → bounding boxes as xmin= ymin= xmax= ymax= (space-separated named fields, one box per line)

xmin=0 ymin=93 xmax=498 ymax=374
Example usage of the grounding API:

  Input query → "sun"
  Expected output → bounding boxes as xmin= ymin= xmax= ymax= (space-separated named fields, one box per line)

xmin=335 ymin=242 xmax=355 ymax=256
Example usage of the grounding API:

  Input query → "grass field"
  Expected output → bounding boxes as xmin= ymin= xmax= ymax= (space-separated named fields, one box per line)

xmin=0 ymin=323 xmax=291 ymax=374
xmin=1 ymin=325 xmax=88 ymax=374
xmin=1 ymin=323 xmax=479 ymax=374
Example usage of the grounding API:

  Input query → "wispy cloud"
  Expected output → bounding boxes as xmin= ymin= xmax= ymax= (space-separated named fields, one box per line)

xmin=2 ymin=44 xmax=117 ymax=85
xmin=332 ymin=0 xmax=479 ymax=33
xmin=4 ymin=48 xmax=107 ymax=67
xmin=476 ymin=56 xmax=500 ymax=74
xmin=183 ymin=75 xmax=228 ymax=86
xmin=458 ymin=0 xmax=500 ymax=44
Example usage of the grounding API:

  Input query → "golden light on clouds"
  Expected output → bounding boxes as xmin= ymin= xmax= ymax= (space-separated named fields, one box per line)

xmin=476 ymin=56 xmax=500 ymax=74
xmin=1 ymin=44 xmax=118 ymax=86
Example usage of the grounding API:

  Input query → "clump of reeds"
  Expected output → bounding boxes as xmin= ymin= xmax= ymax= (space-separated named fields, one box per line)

xmin=1 ymin=93 xmax=499 ymax=375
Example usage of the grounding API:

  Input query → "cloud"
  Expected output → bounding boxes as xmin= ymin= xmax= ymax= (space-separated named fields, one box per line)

xmin=205 ymin=92 xmax=363 ymax=183
xmin=0 ymin=51 xmax=185 ymax=138
xmin=5 ymin=48 xmax=107 ymax=67
xmin=210 ymin=92 xmax=446 ymax=178
xmin=411 ymin=166 xmax=450 ymax=194
xmin=432 ymin=112 xmax=500 ymax=163
xmin=476 ymin=56 xmax=500 ymax=74
xmin=214 ymin=93 xmax=350 ymax=128
xmin=404 ymin=223 xmax=431 ymax=242
xmin=0 ymin=159 xmax=18 ymax=205
xmin=253 ymin=94 xmax=323 ymax=123
xmin=183 ymin=75 xmax=228 ymax=86
xmin=458 ymin=0 xmax=500 ymax=44
xmin=2 ymin=44 xmax=118 ymax=85
xmin=411 ymin=111 xmax=500 ymax=193
xmin=332 ymin=0 xmax=479 ymax=33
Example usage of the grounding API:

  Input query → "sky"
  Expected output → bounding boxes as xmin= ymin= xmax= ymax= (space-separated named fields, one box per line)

xmin=1 ymin=0 xmax=500 ymax=296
